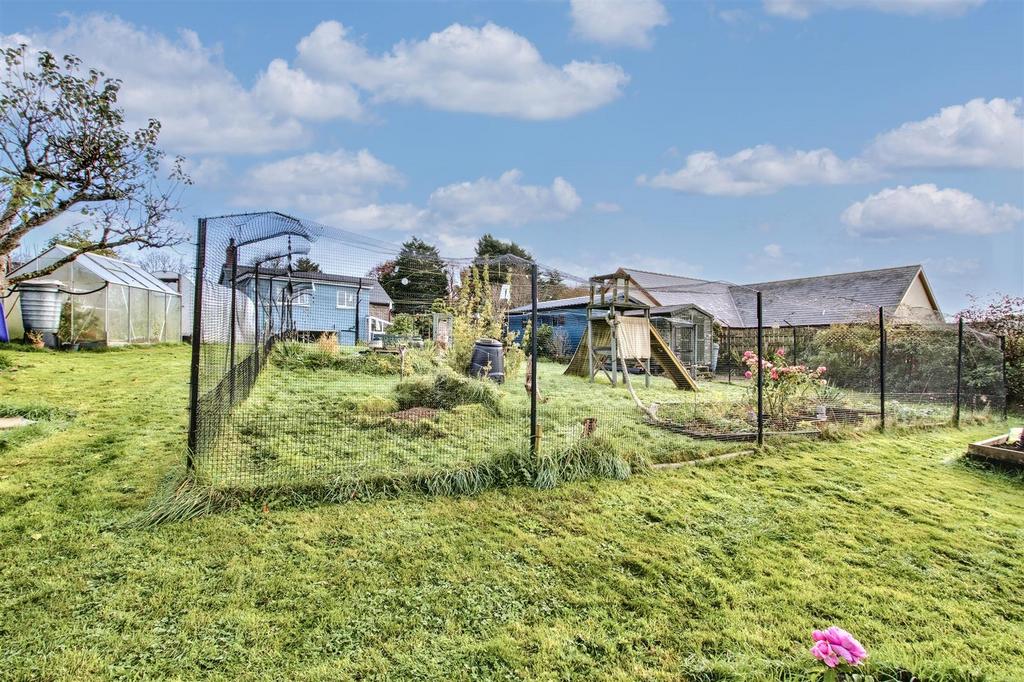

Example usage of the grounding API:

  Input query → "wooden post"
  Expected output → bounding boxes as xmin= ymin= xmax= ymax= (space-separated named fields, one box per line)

xmin=609 ymin=312 xmax=618 ymax=386
xmin=587 ymin=311 xmax=594 ymax=383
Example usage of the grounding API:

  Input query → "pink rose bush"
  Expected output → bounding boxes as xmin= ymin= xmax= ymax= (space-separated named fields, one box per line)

xmin=810 ymin=626 xmax=867 ymax=674
xmin=741 ymin=350 xmax=828 ymax=420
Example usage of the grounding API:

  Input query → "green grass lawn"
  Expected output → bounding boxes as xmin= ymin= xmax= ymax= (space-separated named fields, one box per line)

xmin=1 ymin=344 xmax=1022 ymax=680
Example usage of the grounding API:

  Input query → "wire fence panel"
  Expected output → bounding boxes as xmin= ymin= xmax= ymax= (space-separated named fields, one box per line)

xmin=186 ymin=213 xmax=1009 ymax=492
xmin=883 ymin=306 xmax=959 ymax=428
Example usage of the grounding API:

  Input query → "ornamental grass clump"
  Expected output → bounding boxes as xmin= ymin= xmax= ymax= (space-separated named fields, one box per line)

xmin=394 ymin=371 xmax=502 ymax=414
xmin=810 ymin=626 xmax=867 ymax=679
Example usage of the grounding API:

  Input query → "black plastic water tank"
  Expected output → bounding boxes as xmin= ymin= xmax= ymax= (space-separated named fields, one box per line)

xmin=469 ymin=338 xmax=505 ymax=383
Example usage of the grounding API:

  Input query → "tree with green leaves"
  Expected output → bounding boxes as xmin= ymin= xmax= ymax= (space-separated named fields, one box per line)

xmin=475 ymin=233 xmax=533 ymax=285
xmin=1 ymin=45 xmax=189 ymax=285
xmin=293 ymin=257 xmax=320 ymax=273
xmin=374 ymin=237 xmax=448 ymax=314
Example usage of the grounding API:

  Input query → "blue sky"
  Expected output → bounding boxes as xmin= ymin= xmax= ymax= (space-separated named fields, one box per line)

xmin=4 ymin=0 xmax=1023 ymax=311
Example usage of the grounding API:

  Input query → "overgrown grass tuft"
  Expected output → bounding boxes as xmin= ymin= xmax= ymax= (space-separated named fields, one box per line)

xmin=131 ymin=471 xmax=230 ymax=527
xmin=394 ymin=371 xmax=503 ymax=414
xmin=173 ymin=432 xmax=649 ymax=517
xmin=271 ymin=340 xmax=443 ymax=376
xmin=0 ymin=401 xmax=75 ymax=421
xmin=0 ymin=353 xmax=11 ymax=371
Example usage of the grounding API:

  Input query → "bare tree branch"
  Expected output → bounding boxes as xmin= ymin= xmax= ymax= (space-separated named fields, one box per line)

xmin=0 ymin=44 xmax=190 ymax=284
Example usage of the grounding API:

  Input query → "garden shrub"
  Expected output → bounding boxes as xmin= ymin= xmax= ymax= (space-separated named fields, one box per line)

xmin=960 ymin=294 xmax=1023 ymax=406
xmin=446 ymin=263 xmax=526 ymax=379
xmin=393 ymin=372 xmax=502 ymax=414
xmin=388 ymin=313 xmax=416 ymax=336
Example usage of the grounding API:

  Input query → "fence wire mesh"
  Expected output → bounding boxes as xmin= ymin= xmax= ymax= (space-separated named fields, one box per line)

xmin=187 ymin=212 xmax=1008 ymax=489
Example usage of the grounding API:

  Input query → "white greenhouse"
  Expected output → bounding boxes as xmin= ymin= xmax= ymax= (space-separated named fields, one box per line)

xmin=3 ymin=245 xmax=182 ymax=348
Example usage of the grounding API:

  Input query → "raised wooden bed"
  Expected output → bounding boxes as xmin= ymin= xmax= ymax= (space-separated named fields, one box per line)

xmin=968 ymin=428 xmax=1024 ymax=465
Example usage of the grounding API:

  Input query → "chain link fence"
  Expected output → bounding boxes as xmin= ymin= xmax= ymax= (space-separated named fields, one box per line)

xmin=187 ymin=213 xmax=1008 ymax=490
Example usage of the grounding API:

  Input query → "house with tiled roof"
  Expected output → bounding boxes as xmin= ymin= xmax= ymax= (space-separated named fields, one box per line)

xmin=510 ymin=264 xmax=942 ymax=370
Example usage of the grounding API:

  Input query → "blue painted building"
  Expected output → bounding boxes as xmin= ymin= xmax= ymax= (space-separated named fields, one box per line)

xmin=507 ymin=296 xmax=591 ymax=356
xmin=228 ymin=266 xmax=393 ymax=345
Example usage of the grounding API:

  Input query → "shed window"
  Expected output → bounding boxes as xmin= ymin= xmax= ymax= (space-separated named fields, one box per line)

xmin=273 ymin=281 xmax=312 ymax=307
xmin=336 ymin=288 xmax=357 ymax=309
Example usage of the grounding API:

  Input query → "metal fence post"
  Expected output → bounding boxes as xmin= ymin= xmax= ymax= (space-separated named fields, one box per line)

xmin=955 ymin=317 xmax=963 ymax=427
xmin=186 ymin=218 xmax=208 ymax=472
xmin=227 ymin=238 xmax=238 ymax=405
xmin=530 ymin=263 xmax=539 ymax=455
xmin=792 ymin=325 xmax=798 ymax=364
xmin=253 ymin=264 xmax=260 ymax=369
xmin=756 ymin=291 xmax=763 ymax=447
xmin=1001 ymin=334 xmax=1008 ymax=421
xmin=878 ymin=307 xmax=885 ymax=432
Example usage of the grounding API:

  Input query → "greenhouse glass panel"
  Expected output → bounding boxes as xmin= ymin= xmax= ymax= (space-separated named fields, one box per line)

xmin=69 ymin=289 xmax=107 ymax=344
xmin=149 ymin=292 xmax=166 ymax=342
xmin=165 ymin=296 xmax=181 ymax=342
xmin=106 ymin=284 xmax=130 ymax=344
xmin=69 ymin=259 xmax=105 ymax=291
xmin=129 ymin=287 xmax=148 ymax=343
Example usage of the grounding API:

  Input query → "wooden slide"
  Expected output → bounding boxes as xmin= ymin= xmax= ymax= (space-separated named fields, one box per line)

xmin=648 ymin=326 xmax=699 ymax=391
xmin=564 ymin=320 xmax=698 ymax=391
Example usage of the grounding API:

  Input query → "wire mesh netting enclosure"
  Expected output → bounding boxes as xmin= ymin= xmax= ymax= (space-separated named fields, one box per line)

xmin=187 ymin=212 xmax=1008 ymax=491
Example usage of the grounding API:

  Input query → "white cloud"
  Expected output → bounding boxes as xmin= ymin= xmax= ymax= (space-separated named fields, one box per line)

xmin=866 ymin=98 xmax=1024 ymax=169
xmin=3 ymin=15 xmax=308 ymax=155
xmin=569 ymin=0 xmax=669 ymax=48
xmin=718 ymin=9 xmax=752 ymax=24
xmin=323 ymin=203 xmax=427 ymax=232
xmin=923 ymin=256 xmax=981 ymax=276
xmin=182 ymin=157 xmax=228 ymax=185
xmin=295 ymin=21 xmax=628 ymax=120
xmin=235 ymin=155 xmax=581 ymax=236
xmin=763 ymin=243 xmax=783 ymax=258
xmin=841 ymin=184 xmax=1024 ymax=236
xmin=430 ymin=231 xmax=480 ymax=259
xmin=594 ymin=201 xmax=623 ymax=213
xmin=428 ymin=170 xmax=582 ymax=227
xmin=235 ymin=149 xmax=403 ymax=215
xmin=764 ymin=0 xmax=985 ymax=19
xmin=638 ymin=145 xmax=877 ymax=196
xmin=253 ymin=59 xmax=363 ymax=122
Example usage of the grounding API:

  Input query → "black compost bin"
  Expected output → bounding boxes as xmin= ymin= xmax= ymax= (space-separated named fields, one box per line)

xmin=469 ymin=338 xmax=505 ymax=383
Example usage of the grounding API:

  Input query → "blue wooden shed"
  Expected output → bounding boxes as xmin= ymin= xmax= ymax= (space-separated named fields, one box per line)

xmin=507 ymin=295 xmax=592 ymax=356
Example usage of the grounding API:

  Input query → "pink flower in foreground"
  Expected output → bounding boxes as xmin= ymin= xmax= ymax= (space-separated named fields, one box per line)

xmin=817 ymin=366 xmax=827 ymax=375
xmin=811 ymin=627 xmax=867 ymax=668
xmin=743 ymin=350 xmax=754 ymax=359
xmin=776 ymin=347 xmax=786 ymax=357
xmin=744 ymin=370 xmax=753 ymax=379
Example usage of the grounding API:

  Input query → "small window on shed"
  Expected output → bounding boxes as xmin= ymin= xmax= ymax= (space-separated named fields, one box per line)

xmin=336 ymin=288 xmax=357 ymax=309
